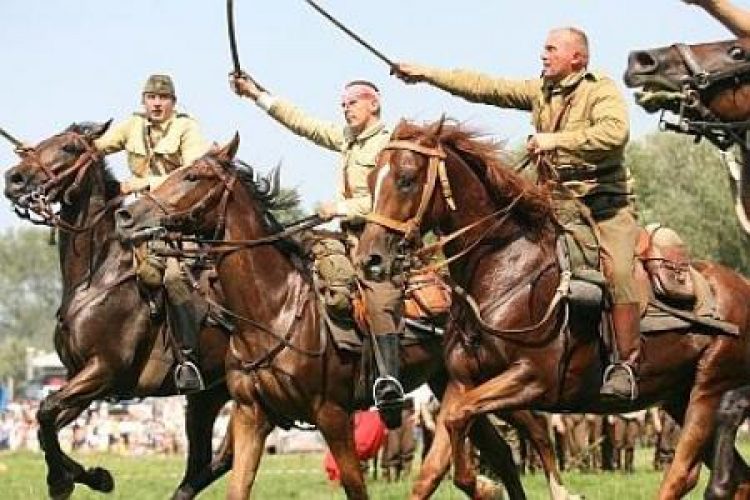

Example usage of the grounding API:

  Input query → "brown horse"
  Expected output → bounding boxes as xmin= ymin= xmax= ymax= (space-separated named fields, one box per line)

xmin=624 ymin=38 xmax=750 ymax=235
xmin=355 ymin=119 xmax=750 ymax=499
xmin=3 ymin=122 xmax=232 ymax=500
xmin=113 ymin=136 xmax=579 ymax=500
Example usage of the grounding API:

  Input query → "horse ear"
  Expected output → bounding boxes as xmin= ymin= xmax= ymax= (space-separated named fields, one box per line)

xmin=394 ymin=118 xmax=408 ymax=137
xmin=88 ymin=119 xmax=113 ymax=140
xmin=218 ymin=132 xmax=241 ymax=160
xmin=433 ymin=113 xmax=447 ymax=138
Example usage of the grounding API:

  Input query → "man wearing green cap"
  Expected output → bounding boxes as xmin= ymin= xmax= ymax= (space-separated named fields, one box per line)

xmin=95 ymin=74 xmax=210 ymax=393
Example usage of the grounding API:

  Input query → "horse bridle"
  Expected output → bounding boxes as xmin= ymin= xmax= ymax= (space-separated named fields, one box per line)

xmin=662 ymin=43 xmax=750 ymax=150
xmin=13 ymin=132 xmax=113 ymax=232
xmin=365 ymin=140 xmax=453 ymax=243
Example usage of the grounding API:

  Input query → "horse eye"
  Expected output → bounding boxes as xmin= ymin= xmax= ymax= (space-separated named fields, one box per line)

xmin=396 ymin=175 xmax=414 ymax=191
xmin=729 ymin=46 xmax=746 ymax=61
xmin=185 ymin=172 xmax=198 ymax=182
xmin=62 ymin=144 xmax=82 ymax=155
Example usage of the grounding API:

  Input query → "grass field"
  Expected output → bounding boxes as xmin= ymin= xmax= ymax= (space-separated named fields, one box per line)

xmin=0 ymin=445 xmax=737 ymax=500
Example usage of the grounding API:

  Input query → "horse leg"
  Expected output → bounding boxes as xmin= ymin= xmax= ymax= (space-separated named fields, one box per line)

xmin=37 ymin=362 xmax=114 ymax=499
xmin=225 ymin=401 xmax=273 ymax=500
xmin=504 ymin=411 xmax=580 ymax=500
xmin=170 ymin=385 xmax=230 ymax=500
xmin=470 ymin=413 xmax=525 ymax=500
xmin=411 ymin=381 xmax=461 ymax=500
xmin=658 ymin=379 xmax=745 ymax=500
xmin=706 ymin=386 xmax=750 ymax=500
xmin=445 ymin=362 xmax=543 ymax=499
xmin=316 ymin=403 xmax=368 ymax=500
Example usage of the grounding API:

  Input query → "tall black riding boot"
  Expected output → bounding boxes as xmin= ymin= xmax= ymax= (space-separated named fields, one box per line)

xmin=169 ymin=300 xmax=205 ymax=393
xmin=374 ymin=333 xmax=405 ymax=429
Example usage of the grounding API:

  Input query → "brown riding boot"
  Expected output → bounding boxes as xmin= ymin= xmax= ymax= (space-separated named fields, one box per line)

xmin=600 ymin=303 xmax=642 ymax=401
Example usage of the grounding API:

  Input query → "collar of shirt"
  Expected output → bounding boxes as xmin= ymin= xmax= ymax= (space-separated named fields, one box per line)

xmin=542 ymin=69 xmax=598 ymax=99
xmin=344 ymin=121 xmax=385 ymax=144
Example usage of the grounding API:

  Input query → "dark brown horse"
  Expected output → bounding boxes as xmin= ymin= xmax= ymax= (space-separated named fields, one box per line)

xmin=625 ymin=39 xmax=750 ymax=498
xmin=113 ymin=136 xmax=579 ymax=500
xmin=3 ymin=122 xmax=232 ymax=500
xmin=355 ymin=120 xmax=750 ymax=500
xmin=624 ymin=38 xmax=750 ymax=235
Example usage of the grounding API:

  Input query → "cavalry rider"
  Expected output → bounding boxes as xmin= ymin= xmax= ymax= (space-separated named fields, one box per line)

xmin=229 ymin=75 xmax=406 ymax=426
xmin=94 ymin=74 xmax=210 ymax=393
xmin=683 ymin=0 xmax=750 ymax=36
xmin=392 ymin=27 xmax=642 ymax=401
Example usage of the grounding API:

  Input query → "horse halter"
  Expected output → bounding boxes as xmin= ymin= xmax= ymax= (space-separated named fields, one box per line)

xmin=13 ymin=132 xmax=104 ymax=227
xmin=139 ymin=157 xmax=237 ymax=241
xmin=365 ymin=140 xmax=454 ymax=243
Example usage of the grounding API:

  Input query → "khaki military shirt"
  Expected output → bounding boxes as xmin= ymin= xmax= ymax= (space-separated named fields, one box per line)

xmin=94 ymin=113 xmax=209 ymax=189
xmin=422 ymin=67 xmax=631 ymax=199
xmin=262 ymin=98 xmax=391 ymax=222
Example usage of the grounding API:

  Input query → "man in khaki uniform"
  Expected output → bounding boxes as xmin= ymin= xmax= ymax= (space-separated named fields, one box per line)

xmin=229 ymin=75 xmax=407 ymax=426
xmin=683 ymin=0 xmax=750 ymax=35
xmin=393 ymin=27 xmax=641 ymax=401
xmin=95 ymin=74 xmax=210 ymax=393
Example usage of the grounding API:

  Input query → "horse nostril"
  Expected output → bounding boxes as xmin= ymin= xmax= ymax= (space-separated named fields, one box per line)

xmin=115 ymin=208 xmax=134 ymax=228
xmin=8 ymin=172 xmax=25 ymax=187
xmin=634 ymin=51 xmax=658 ymax=73
xmin=363 ymin=254 xmax=385 ymax=281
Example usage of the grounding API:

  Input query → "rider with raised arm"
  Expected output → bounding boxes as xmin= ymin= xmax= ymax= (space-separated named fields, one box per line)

xmin=94 ymin=74 xmax=210 ymax=393
xmin=392 ymin=27 xmax=641 ymax=401
xmin=683 ymin=0 xmax=750 ymax=36
xmin=228 ymin=74 xmax=407 ymax=427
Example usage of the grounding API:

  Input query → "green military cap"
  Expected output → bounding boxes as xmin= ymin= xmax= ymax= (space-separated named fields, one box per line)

xmin=142 ymin=74 xmax=175 ymax=97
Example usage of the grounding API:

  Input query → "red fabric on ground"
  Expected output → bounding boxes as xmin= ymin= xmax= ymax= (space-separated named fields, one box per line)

xmin=324 ymin=410 xmax=387 ymax=481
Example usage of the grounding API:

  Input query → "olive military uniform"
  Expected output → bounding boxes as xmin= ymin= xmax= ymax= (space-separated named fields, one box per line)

xmin=418 ymin=67 xmax=638 ymax=304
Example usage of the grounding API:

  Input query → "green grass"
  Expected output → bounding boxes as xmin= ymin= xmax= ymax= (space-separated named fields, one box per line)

xmin=0 ymin=447 xmax=739 ymax=499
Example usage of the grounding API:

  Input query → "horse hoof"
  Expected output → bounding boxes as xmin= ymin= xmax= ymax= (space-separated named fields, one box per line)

xmin=475 ymin=475 xmax=505 ymax=500
xmin=86 ymin=467 xmax=115 ymax=493
xmin=48 ymin=479 xmax=74 ymax=500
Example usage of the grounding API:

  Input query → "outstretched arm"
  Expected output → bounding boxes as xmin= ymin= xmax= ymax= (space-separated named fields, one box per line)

xmin=685 ymin=0 xmax=750 ymax=37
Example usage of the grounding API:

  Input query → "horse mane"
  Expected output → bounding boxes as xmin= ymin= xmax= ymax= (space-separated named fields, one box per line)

xmin=391 ymin=120 xmax=555 ymax=229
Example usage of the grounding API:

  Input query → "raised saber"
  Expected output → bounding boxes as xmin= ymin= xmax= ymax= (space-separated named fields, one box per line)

xmin=226 ymin=0 xmax=266 ymax=92
xmin=302 ymin=0 xmax=395 ymax=68
xmin=0 ymin=127 xmax=24 ymax=149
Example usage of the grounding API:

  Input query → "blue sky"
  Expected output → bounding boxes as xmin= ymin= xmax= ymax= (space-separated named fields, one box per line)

xmin=0 ymin=1 xmax=734 ymax=228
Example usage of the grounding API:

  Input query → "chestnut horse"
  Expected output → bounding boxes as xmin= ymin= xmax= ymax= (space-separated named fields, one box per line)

xmin=113 ymin=135 xmax=578 ymax=500
xmin=3 ymin=122 xmax=232 ymax=500
xmin=624 ymin=38 xmax=750 ymax=235
xmin=355 ymin=120 xmax=750 ymax=500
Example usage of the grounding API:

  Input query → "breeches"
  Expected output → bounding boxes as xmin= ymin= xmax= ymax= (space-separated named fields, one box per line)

xmin=597 ymin=206 xmax=639 ymax=304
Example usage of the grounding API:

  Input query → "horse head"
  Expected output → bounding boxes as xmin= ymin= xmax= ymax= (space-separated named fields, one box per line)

xmin=624 ymin=38 xmax=750 ymax=122
xmin=115 ymin=134 xmax=283 ymax=244
xmin=4 ymin=121 xmax=114 ymax=222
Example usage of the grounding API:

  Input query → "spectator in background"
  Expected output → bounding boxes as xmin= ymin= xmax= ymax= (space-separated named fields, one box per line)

xmin=381 ymin=397 xmax=417 ymax=482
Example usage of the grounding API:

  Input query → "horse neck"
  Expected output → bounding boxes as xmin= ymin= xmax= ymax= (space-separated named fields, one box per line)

xmin=218 ymin=189 xmax=309 ymax=352
xmin=438 ymin=155 xmax=556 ymax=287
xmin=57 ymin=160 xmax=117 ymax=292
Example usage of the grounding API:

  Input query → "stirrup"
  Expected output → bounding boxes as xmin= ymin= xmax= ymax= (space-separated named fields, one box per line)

xmin=174 ymin=360 xmax=206 ymax=393
xmin=602 ymin=363 xmax=638 ymax=400
xmin=372 ymin=376 xmax=405 ymax=408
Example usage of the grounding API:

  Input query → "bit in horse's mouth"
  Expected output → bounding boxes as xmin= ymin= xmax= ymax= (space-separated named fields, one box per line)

xmin=124 ymin=226 xmax=167 ymax=243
